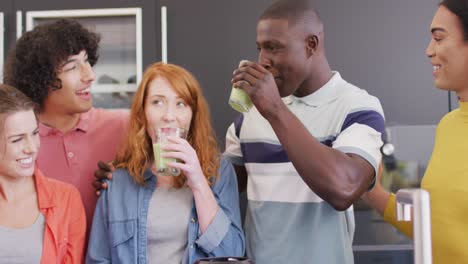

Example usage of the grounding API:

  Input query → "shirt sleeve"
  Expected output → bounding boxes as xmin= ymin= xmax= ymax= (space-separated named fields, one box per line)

xmin=224 ymin=115 xmax=244 ymax=166
xmin=195 ymin=206 xmax=232 ymax=252
xmin=333 ymin=123 xmax=383 ymax=176
xmin=333 ymin=107 xmax=385 ymax=189
xmin=383 ymin=193 xmax=414 ymax=238
xmin=195 ymin=158 xmax=245 ymax=257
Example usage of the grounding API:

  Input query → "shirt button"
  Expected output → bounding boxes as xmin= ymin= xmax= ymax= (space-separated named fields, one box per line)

xmin=191 ymin=218 xmax=197 ymax=223
xmin=190 ymin=244 xmax=194 ymax=249
xmin=68 ymin=152 xmax=74 ymax=158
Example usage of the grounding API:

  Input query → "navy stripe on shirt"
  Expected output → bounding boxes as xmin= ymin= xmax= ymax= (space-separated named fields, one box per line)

xmin=234 ymin=114 xmax=244 ymax=138
xmin=341 ymin=110 xmax=385 ymax=134
xmin=237 ymin=111 xmax=384 ymax=164
xmin=240 ymin=139 xmax=335 ymax=164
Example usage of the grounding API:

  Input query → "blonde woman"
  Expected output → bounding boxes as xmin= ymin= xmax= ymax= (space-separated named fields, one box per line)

xmin=0 ymin=84 xmax=86 ymax=263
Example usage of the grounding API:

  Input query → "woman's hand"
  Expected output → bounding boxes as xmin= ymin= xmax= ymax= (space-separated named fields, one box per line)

xmin=163 ymin=136 xmax=219 ymax=233
xmin=162 ymin=136 xmax=207 ymax=190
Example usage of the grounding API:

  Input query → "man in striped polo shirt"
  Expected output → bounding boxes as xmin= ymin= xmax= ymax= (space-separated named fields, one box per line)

xmin=226 ymin=0 xmax=385 ymax=263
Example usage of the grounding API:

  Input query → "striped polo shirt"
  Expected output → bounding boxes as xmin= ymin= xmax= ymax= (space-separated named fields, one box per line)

xmin=224 ymin=72 xmax=385 ymax=264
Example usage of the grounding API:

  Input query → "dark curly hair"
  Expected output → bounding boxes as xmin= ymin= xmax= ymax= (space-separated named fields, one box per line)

xmin=3 ymin=19 xmax=100 ymax=110
xmin=440 ymin=0 xmax=468 ymax=41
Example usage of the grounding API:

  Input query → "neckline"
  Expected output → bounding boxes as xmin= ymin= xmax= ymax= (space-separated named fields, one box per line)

xmin=0 ymin=213 xmax=44 ymax=231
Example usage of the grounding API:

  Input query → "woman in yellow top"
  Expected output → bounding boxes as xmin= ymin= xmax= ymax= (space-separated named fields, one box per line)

xmin=363 ymin=0 xmax=468 ymax=263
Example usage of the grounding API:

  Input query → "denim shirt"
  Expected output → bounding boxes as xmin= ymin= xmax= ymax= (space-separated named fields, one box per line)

xmin=86 ymin=158 xmax=245 ymax=264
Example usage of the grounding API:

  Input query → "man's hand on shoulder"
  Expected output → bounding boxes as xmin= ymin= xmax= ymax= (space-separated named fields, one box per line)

xmin=93 ymin=161 xmax=115 ymax=195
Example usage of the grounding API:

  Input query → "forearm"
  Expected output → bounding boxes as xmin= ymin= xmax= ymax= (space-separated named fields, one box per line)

xmin=361 ymin=185 xmax=391 ymax=216
xmin=192 ymin=182 xmax=219 ymax=233
xmin=363 ymin=190 xmax=413 ymax=238
xmin=195 ymin=209 xmax=245 ymax=257
xmin=266 ymin=106 xmax=373 ymax=209
xmin=194 ymin=160 xmax=245 ymax=256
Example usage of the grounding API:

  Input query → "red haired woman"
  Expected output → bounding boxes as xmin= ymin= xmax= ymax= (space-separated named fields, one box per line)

xmin=86 ymin=62 xmax=245 ymax=264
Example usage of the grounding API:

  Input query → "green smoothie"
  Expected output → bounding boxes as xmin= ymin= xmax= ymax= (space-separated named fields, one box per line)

xmin=229 ymin=87 xmax=253 ymax=113
xmin=153 ymin=143 xmax=166 ymax=168
xmin=153 ymin=143 xmax=179 ymax=176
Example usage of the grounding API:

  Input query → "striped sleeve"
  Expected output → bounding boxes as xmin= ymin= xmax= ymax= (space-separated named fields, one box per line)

xmin=224 ymin=114 xmax=244 ymax=165
xmin=333 ymin=102 xmax=385 ymax=183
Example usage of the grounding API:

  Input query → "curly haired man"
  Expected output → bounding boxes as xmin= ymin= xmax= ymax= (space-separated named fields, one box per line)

xmin=3 ymin=19 xmax=129 ymax=232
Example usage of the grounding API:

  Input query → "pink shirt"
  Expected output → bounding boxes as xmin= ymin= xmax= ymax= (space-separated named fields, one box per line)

xmin=37 ymin=107 xmax=129 ymax=230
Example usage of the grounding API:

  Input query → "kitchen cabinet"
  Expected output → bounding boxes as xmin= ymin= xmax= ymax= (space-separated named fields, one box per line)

xmin=12 ymin=0 xmax=157 ymax=68
xmin=155 ymin=0 xmax=273 ymax=143
xmin=0 ymin=0 xmax=15 ymax=78
xmin=1 ymin=0 xmax=158 ymax=109
xmin=0 ymin=0 xmax=14 ymax=66
xmin=25 ymin=8 xmax=142 ymax=108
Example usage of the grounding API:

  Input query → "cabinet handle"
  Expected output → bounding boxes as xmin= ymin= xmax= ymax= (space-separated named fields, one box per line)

xmin=1 ymin=12 xmax=4 ymax=68
xmin=161 ymin=6 xmax=167 ymax=63
xmin=16 ymin=11 xmax=23 ymax=39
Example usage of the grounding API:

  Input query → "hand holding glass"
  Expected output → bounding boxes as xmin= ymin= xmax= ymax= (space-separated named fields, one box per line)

xmin=229 ymin=60 xmax=253 ymax=113
xmin=153 ymin=127 xmax=187 ymax=176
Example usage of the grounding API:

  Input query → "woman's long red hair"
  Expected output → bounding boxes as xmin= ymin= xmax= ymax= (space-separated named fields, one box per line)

xmin=114 ymin=62 xmax=220 ymax=187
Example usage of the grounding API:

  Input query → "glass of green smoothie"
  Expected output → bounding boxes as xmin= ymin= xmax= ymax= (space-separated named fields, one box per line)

xmin=229 ymin=60 xmax=253 ymax=113
xmin=153 ymin=127 xmax=187 ymax=176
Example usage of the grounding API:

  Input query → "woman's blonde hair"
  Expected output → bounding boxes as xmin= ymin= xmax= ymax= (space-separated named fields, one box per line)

xmin=114 ymin=62 xmax=220 ymax=187
xmin=0 ymin=84 xmax=38 ymax=131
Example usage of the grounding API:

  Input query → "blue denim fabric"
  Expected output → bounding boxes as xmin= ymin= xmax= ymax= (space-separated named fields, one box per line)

xmin=86 ymin=158 xmax=245 ymax=264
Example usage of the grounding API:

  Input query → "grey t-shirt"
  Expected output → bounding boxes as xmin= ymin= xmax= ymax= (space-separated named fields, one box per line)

xmin=147 ymin=186 xmax=193 ymax=264
xmin=0 ymin=213 xmax=45 ymax=264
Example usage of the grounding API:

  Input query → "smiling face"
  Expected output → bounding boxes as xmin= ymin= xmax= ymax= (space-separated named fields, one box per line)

xmin=256 ymin=18 xmax=311 ymax=97
xmin=426 ymin=6 xmax=468 ymax=97
xmin=144 ymin=77 xmax=193 ymax=141
xmin=0 ymin=110 xmax=39 ymax=179
xmin=42 ymin=50 xmax=96 ymax=115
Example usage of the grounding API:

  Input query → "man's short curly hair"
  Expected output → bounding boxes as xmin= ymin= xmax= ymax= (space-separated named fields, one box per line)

xmin=3 ymin=19 xmax=100 ymax=110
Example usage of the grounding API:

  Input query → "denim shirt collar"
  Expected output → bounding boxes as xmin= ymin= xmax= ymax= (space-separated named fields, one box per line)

xmin=85 ymin=159 xmax=245 ymax=263
xmin=143 ymin=167 xmax=156 ymax=182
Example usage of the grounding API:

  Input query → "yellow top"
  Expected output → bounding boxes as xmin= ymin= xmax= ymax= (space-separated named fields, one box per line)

xmin=384 ymin=101 xmax=468 ymax=263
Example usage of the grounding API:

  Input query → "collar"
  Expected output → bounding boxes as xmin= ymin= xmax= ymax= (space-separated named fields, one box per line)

xmin=458 ymin=101 xmax=468 ymax=120
xmin=38 ymin=108 xmax=94 ymax=136
xmin=34 ymin=166 xmax=57 ymax=209
xmin=284 ymin=71 xmax=344 ymax=107
xmin=143 ymin=167 xmax=156 ymax=181
xmin=460 ymin=101 xmax=468 ymax=113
